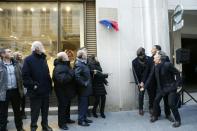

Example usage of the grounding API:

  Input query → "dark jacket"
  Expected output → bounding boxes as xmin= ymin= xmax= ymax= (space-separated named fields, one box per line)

xmin=145 ymin=55 xmax=171 ymax=89
xmin=22 ymin=52 xmax=52 ymax=97
xmin=146 ymin=61 xmax=181 ymax=94
xmin=74 ymin=58 xmax=92 ymax=96
xmin=53 ymin=59 xmax=76 ymax=98
xmin=0 ymin=59 xmax=24 ymax=101
xmin=89 ymin=61 xmax=108 ymax=96
xmin=132 ymin=56 xmax=151 ymax=85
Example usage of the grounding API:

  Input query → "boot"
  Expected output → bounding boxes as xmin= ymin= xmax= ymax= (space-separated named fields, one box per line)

xmin=139 ymin=109 xmax=144 ymax=116
xmin=172 ymin=121 xmax=181 ymax=128
xmin=92 ymin=109 xmax=98 ymax=118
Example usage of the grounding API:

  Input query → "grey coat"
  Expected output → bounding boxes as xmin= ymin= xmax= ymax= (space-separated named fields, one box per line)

xmin=0 ymin=60 xmax=24 ymax=101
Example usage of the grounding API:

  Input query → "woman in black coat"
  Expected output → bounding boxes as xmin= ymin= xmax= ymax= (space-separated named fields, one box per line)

xmin=53 ymin=52 xmax=76 ymax=130
xmin=88 ymin=55 xmax=108 ymax=118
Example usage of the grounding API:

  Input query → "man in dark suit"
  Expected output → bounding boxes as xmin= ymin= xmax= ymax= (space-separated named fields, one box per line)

xmin=74 ymin=49 xmax=93 ymax=126
xmin=146 ymin=51 xmax=181 ymax=128
xmin=22 ymin=41 xmax=53 ymax=131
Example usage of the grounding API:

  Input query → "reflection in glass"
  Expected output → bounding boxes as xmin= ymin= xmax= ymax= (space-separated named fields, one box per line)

xmin=61 ymin=3 xmax=84 ymax=66
xmin=0 ymin=3 xmax=58 ymax=73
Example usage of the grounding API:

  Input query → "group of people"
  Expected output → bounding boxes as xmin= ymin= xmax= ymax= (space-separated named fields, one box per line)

xmin=132 ymin=45 xmax=182 ymax=128
xmin=0 ymin=41 xmax=183 ymax=131
xmin=0 ymin=41 xmax=108 ymax=131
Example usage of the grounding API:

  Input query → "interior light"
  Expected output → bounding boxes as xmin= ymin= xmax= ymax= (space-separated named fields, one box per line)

xmin=17 ymin=6 xmax=22 ymax=12
xmin=42 ymin=7 xmax=46 ymax=12
xmin=30 ymin=8 xmax=35 ymax=12
xmin=66 ymin=6 xmax=71 ymax=12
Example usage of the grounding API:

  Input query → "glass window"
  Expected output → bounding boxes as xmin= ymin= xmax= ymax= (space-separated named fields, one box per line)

xmin=0 ymin=2 xmax=58 ymax=73
xmin=61 ymin=3 xmax=84 ymax=66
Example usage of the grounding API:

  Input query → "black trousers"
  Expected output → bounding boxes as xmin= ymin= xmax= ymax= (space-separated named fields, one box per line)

xmin=147 ymin=87 xmax=156 ymax=110
xmin=153 ymin=91 xmax=181 ymax=122
xmin=138 ymin=88 xmax=156 ymax=110
xmin=92 ymin=95 xmax=106 ymax=114
xmin=0 ymin=89 xmax=23 ymax=131
xmin=78 ymin=96 xmax=88 ymax=122
xmin=21 ymin=95 xmax=26 ymax=115
xmin=30 ymin=96 xmax=49 ymax=129
xmin=55 ymin=88 xmax=71 ymax=127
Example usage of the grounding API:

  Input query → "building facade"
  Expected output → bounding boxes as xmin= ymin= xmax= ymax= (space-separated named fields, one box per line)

xmin=2 ymin=0 xmax=196 ymax=111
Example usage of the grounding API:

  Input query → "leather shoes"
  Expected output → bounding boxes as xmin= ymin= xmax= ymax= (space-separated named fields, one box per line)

xmin=31 ymin=127 xmax=37 ymax=131
xmin=17 ymin=128 xmax=25 ymax=131
xmin=139 ymin=110 xmax=144 ymax=116
xmin=59 ymin=125 xmax=68 ymax=130
xmin=150 ymin=116 xmax=158 ymax=123
xmin=172 ymin=121 xmax=181 ymax=128
xmin=166 ymin=115 xmax=175 ymax=122
xmin=84 ymin=119 xmax=93 ymax=123
xmin=78 ymin=121 xmax=90 ymax=126
xmin=92 ymin=111 xmax=98 ymax=118
xmin=101 ymin=113 xmax=106 ymax=118
xmin=42 ymin=125 xmax=53 ymax=131
xmin=66 ymin=119 xmax=75 ymax=124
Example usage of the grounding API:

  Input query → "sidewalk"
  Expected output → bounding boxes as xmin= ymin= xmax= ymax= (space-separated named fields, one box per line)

xmin=7 ymin=104 xmax=197 ymax=131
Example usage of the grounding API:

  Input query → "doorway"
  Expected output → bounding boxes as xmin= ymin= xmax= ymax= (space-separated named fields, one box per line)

xmin=182 ymin=38 xmax=197 ymax=92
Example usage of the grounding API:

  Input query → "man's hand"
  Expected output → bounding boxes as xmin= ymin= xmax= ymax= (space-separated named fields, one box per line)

xmin=139 ymin=82 xmax=144 ymax=91
xmin=93 ymin=70 xmax=97 ymax=75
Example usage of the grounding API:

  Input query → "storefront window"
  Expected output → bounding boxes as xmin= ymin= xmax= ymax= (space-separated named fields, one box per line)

xmin=61 ymin=3 xmax=84 ymax=66
xmin=0 ymin=2 xmax=84 ymax=70
xmin=0 ymin=2 xmax=85 ymax=107
xmin=0 ymin=3 xmax=58 ymax=72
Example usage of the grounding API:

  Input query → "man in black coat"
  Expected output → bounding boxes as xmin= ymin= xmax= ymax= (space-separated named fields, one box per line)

xmin=88 ymin=55 xmax=108 ymax=118
xmin=22 ymin=41 xmax=53 ymax=131
xmin=149 ymin=45 xmax=172 ymax=120
xmin=132 ymin=47 xmax=152 ymax=115
xmin=74 ymin=49 xmax=93 ymax=126
xmin=146 ymin=51 xmax=181 ymax=128
xmin=53 ymin=52 xmax=76 ymax=130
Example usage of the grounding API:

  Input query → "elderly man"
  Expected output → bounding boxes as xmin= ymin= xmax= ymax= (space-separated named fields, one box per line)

xmin=149 ymin=45 xmax=173 ymax=121
xmin=22 ymin=41 xmax=53 ymax=131
xmin=74 ymin=49 xmax=93 ymax=126
xmin=146 ymin=51 xmax=181 ymax=128
xmin=0 ymin=48 xmax=25 ymax=131
xmin=53 ymin=52 xmax=76 ymax=130
xmin=13 ymin=52 xmax=27 ymax=119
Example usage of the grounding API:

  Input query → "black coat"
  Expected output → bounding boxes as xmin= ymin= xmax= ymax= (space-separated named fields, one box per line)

xmin=146 ymin=55 xmax=170 ymax=89
xmin=22 ymin=52 xmax=52 ymax=97
xmin=146 ymin=61 xmax=181 ymax=94
xmin=132 ymin=56 xmax=151 ymax=85
xmin=89 ymin=61 xmax=108 ymax=96
xmin=74 ymin=59 xmax=92 ymax=97
xmin=52 ymin=59 xmax=76 ymax=98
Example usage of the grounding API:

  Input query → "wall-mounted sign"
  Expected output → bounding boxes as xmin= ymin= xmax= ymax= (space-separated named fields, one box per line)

xmin=99 ymin=19 xmax=119 ymax=31
xmin=173 ymin=5 xmax=184 ymax=31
